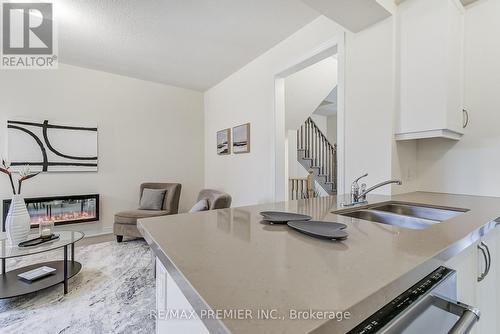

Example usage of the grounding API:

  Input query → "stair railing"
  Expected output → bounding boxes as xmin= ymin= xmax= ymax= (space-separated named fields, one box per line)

xmin=289 ymin=170 xmax=317 ymax=200
xmin=297 ymin=117 xmax=337 ymax=192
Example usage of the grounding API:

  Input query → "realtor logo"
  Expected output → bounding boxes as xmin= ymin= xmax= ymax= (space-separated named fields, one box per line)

xmin=1 ymin=2 xmax=57 ymax=69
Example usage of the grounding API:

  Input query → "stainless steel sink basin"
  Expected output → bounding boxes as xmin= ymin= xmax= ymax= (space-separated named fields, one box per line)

xmin=370 ymin=203 xmax=467 ymax=221
xmin=334 ymin=202 xmax=468 ymax=230
xmin=338 ymin=209 xmax=438 ymax=230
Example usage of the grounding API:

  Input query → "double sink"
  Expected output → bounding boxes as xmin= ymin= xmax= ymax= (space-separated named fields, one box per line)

xmin=334 ymin=202 xmax=469 ymax=230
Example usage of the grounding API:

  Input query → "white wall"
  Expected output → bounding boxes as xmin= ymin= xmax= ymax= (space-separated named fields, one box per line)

xmin=287 ymin=130 xmax=301 ymax=179
xmin=0 ymin=64 xmax=205 ymax=234
xmin=392 ymin=141 xmax=419 ymax=194
xmin=343 ymin=17 xmax=396 ymax=194
xmin=205 ymin=16 xmax=400 ymax=206
xmin=310 ymin=114 xmax=328 ymax=133
xmin=326 ymin=114 xmax=337 ymax=143
xmin=416 ymin=0 xmax=500 ymax=196
xmin=284 ymin=57 xmax=338 ymax=130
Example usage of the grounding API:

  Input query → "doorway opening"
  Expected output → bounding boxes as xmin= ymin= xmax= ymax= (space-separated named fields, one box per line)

xmin=273 ymin=36 xmax=345 ymax=202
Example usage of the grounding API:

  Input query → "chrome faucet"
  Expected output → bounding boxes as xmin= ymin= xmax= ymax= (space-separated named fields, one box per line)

xmin=344 ymin=173 xmax=402 ymax=206
xmin=350 ymin=173 xmax=368 ymax=204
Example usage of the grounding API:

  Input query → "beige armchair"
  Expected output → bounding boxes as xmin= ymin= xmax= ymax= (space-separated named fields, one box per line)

xmin=114 ymin=183 xmax=181 ymax=242
xmin=196 ymin=189 xmax=232 ymax=210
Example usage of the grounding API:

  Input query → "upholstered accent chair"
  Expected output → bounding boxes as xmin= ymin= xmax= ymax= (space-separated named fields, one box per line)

xmin=114 ymin=183 xmax=181 ymax=242
xmin=196 ymin=189 xmax=232 ymax=210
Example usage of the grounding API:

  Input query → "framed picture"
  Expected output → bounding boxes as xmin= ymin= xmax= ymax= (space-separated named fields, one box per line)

xmin=232 ymin=123 xmax=250 ymax=154
xmin=7 ymin=119 xmax=98 ymax=172
xmin=217 ymin=128 xmax=231 ymax=155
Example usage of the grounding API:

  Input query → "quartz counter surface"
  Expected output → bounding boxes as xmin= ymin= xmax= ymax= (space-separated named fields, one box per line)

xmin=138 ymin=192 xmax=500 ymax=333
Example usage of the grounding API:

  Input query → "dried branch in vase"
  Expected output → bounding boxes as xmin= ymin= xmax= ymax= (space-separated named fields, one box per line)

xmin=17 ymin=165 xmax=40 ymax=194
xmin=1 ymin=159 xmax=40 ymax=195
xmin=1 ymin=158 xmax=16 ymax=195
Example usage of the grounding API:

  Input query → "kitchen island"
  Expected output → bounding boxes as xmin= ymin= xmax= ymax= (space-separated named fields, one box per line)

xmin=138 ymin=192 xmax=500 ymax=333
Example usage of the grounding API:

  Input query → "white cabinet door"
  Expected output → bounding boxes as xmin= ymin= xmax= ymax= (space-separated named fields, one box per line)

xmin=445 ymin=241 xmax=479 ymax=334
xmin=155 ymin=258 xmax=210 ymax=334
xmin=445 ymin=242 xmax=478 ymax=307
xmin=156 ymin=258 xmax=168 ymax=333
xmin=396 ymin=0 xmax=465 ymax=141
xmin=476 ymin=230 xmax=498 ymax=334
xmin=445 ymin=230 xmax=499 ymax=334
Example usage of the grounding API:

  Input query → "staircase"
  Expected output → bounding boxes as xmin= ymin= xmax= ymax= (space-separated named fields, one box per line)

xmin=296 ymin=117 xmax=337 ymax=195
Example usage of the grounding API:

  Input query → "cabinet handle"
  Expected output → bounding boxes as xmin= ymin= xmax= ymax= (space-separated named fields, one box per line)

xmin=477 ymin=243 xmax=489 ymax=282
xmin=482 ymin=241 xmax=491 ymax=277
xmin=463 ymin=109 xmax=469 ymax=128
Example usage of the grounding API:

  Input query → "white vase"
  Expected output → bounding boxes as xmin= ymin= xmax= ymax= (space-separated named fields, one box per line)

xmin=5 ymin=195 xmax=31 ymax=245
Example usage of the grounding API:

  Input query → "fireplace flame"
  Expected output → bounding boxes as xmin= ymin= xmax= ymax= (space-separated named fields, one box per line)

xmin=31 ymin=210 xmax=95 ymax=225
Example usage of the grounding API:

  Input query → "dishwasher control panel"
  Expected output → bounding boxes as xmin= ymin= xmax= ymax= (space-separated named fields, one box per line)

xmin=347 ymin=266 xmax=453 ymax=334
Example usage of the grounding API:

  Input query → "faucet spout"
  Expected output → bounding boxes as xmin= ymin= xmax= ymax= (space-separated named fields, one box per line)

xmin=359 ymin=179 xmax=402 ymax=200
xmin=342 ymin=175 xmax=403 ymax=207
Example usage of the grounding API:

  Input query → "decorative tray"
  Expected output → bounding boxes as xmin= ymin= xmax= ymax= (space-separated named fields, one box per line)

xmin=260 ymin=211 xmax=312 ymax=224
xmin=287 ymin=221 xmax=348 ymax=240
xmin=18 ymin=234 xmax=60 ymax=247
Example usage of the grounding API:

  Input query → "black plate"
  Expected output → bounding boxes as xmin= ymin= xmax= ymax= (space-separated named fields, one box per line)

xmin=287 ymin=221 xmax=348 ymax=240
xmin=259 ymin=211 xmax=312 ymax=224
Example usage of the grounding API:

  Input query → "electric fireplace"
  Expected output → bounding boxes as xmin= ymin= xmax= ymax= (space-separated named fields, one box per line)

xmin=2 ymin=194 xmax=99 ymax=231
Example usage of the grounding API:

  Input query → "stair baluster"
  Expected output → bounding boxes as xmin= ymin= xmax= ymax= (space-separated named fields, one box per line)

xmin=294 ymin=117 xmax=337 ymax=194
xmin=333 ymin=144 xmax=337 ymax=188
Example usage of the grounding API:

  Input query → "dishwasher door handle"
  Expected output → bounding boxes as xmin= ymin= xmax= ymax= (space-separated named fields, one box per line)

xmin=432 ymin=295 xmax=480 ymax=334
xmin=449 ymin=310 xmax=480 ymax=334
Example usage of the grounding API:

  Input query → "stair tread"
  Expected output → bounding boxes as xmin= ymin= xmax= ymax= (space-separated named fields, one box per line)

xmin=297 ymin=149 xmax=307 ymax=151
xmin=310 ymin=166 xmax=321 ymax=168
xmin=325 ymin=181 xmax=335 ymax=184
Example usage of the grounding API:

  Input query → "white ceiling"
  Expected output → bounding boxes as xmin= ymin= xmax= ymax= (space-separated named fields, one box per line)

xmin=54 ymin=0 xmax=319 ymax=91
xmin=314 ymin=86 xmax=337 ymax=116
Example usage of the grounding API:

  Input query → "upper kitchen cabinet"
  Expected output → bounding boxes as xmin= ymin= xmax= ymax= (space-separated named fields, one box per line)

xmin=396 ymin=0 xmax=465 ymax=141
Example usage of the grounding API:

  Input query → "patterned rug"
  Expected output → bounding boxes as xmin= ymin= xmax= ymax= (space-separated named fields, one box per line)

xmin=0 ymin=239 xmax=155 ymax=334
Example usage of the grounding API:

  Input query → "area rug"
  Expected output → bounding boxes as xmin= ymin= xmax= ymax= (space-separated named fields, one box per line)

xmin=0 ymin=239 xmax=155 ymax=334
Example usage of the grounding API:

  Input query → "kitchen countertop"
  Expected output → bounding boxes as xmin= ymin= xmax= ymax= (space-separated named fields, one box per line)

xmin=138 ymin=192 xmax=500 ymax=334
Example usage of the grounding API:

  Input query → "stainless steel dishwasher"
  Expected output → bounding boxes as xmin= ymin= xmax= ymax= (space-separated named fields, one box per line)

xmin=348 ymin=266 xmax=480 ymax=334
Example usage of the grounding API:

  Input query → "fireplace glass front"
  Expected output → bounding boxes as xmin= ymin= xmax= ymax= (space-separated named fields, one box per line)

xmin=2 ymin=194 xmax=99 ymax=231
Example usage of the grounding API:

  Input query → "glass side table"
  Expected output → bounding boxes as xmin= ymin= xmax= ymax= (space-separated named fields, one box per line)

xmin=0 ymin=231 xmax=84 ymax=299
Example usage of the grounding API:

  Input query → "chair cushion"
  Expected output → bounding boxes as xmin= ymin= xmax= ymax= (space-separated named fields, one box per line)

xmin=189 ymin=199 xmax=209 ymax=213
xmin=139 ymin=188 xmax=167 ymax=210
xmin=114 ymin=209 xmax=169 ymax=225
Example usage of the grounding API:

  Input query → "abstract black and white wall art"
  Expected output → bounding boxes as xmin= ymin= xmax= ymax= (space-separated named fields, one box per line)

xmin=232 ymin=123 xmax=250 ymax=154
xmin=7 ymin=120 xmax=98 ymax=172
xmin=216 ymin=128 xmax=231 ymax=155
